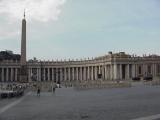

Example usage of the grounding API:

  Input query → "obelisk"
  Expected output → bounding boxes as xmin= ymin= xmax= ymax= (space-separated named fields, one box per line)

xmin=20 ymin=11 xmax=28 ymax=82
xmin=21 ymin=11 xmax=26 ymax=65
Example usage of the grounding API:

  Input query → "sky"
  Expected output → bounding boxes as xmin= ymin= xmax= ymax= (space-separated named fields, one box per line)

xmin=0 ymin=0 xmax=160 ymax=60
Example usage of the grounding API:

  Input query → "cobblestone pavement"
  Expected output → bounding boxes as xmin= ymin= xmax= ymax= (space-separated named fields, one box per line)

xmin=1 ymin=85 xmax=160 ymax=120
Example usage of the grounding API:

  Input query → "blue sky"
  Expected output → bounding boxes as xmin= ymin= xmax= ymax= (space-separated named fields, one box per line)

xmin=0 ymin=0 xmax=160 ymax=60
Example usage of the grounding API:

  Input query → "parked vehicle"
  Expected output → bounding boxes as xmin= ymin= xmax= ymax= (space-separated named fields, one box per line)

xmin=143 ymin=75 xmax=153 ymax=81
xmin=132 ymin=77 xmax=141 ymax=81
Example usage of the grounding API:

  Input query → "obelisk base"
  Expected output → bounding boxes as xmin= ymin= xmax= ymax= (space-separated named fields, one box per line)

xmin=20 ymin=65 xmax=28 ymax=83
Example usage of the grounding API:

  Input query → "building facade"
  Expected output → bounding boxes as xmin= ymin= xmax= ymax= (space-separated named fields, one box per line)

xmin=0 ymin=51 xmax=160 ymax=83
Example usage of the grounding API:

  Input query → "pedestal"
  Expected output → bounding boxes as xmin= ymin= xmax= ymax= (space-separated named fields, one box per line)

xmin=20 ymin=65 xmax=28 ymax=83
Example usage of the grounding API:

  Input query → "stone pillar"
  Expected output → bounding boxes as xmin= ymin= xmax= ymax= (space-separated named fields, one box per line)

xmin=132 ymin=64 xmax=136 ymax=78
xmin=135 ymin=64 xmax=138 ymax=77
xmin=113 ymin=64 xmax=117 ymax=80
xmin=29 ymin=68 xmax=32 ymax=81
xmin=2 ymin=68 xmax=4 ymax=82
xmin=84 ymin=67 xmax=86 ymax=80
xmin=15 ymin=68 xmax=18 ymax=82
xmin=68 ymin=68 xmax=70 ymax=81
xmin=76 ymin=67 xmax=78 ymax=81
xmin=152 ymin=64 xmax=155 ymax=76
xmin=60 ymin=68 xmax=62 ymax=82
xmin=72 ymin=67 xmax=75 ymax=81
xmin=91 ymin=66 xmax=94 ymax=80
xmin=87 ymin=66 xmax=90 ymax=80
xmin=70 ymin=68 xmax=72 ymax=81
xmin=52 ymin=68 xmax=54 ymax=81
xmin=6 ymin=68 xmax=8 ymax=82
xmin=95 ymin=66 xmax=97 ymax=80
xmin=143 ymin=64 xmax=146 ymax=76
xmin=119 ymin=64 xmax=122 ymax=80
xmin=39 ymin=68 xmax=41 ymax=81
xmin=154 ymin=64 xmax=157 ymax=76
xmin=82 ymin=67 xmax=84 ymax=81
xmin=151 ymin=64 xmax=154 ymax=76
xmin=107 ymin=65 xmax=109 ymax=80
xmin=28 ymin=68 xmax=30 ymax=82
xmin=56 ymin=68 xmax=58 ymax=83
xmin=110 ymin=65 xmax=113 ymax=80
xmin=47 ymin=68 xmax=50 ymax=81
xmin=126 ymin=64 xmax=130 ymax=80
xmin=106 ymin=65 xmax=108 ymax=80
xmin=64 ymin=68 xmax=67 ymax=81
xmin=36 ymin=68 xmax=38 ymax=81
xmin=43 ymin=68 xmax=46 ymax=81
xmin=80 ymin=67 xmax=82 ymax=81
xmin=104 ymin=65 xmax=107 ymax=80
xmin=11 ymin=68 xmax=13 ymax=82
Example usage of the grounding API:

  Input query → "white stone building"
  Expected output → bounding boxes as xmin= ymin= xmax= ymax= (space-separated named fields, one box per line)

xmin=0 ymin=51 xmax=160 ymax=83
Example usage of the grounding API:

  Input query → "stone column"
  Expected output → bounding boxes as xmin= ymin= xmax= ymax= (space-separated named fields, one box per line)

xmin=135 ymin=64 xmax=138 ymax=77
xmin=28 ymin=68 xmax=30 ymax=82
xmin=87 ymin=66 xmax=90 ymax=80
xmin=82 ymin=67 xmax=84 ymax=81
xmin=6 ymin=68 xmax=8 ymax=82
xmin=72 ymin=67 xmax=75 ymax=81
xmin=47 ymin=68 xmax=50 ymax=81
xmin=70 ymin=68 xmax=72 ymax=81
xmin=11 ymin=68 xmax=13 ymax=82
xmin=76 ymin=67 xmax=78 ymax=81
xmin=80 ymin=67 xmax=82 ymax=81
xmin=29 ymin=68 xmax=32 ymax=81
xmin=119 ymin=64 xmax=122 ymax=80
xmin=155 ymin=64 xmax=157 ymax=76
xmin=43 ymin=68 xmax=46 ymax=81
xmin=106 ymin=65 xmax=108 ymax=80
xmin=143 ymin=64 xmax=146 ymax=76
xmin=36 ymin=68 xmax=38 ymax=81
xmin=91 ymin=66 xmax=93 ymax=80
xmin=104 ymin=65 xmax=107 ymax=80
xmin=2 ymin=68 xmax=4 ymax=82
xmin=56 ymin=68 xmax=58 ymax=83
xmin=126 ymin=64 xmax=130 ymax=80
xmin=151 ymin=64 xmax=154 ymax=76
xmin=68 ymin=68 xmax=70 ymax=81
xmin=108 ymin=65 xmax=110 ymax=80
xmin=52 ymin=68 xmax=54 ymax=81
xmin=15 ymin=68 xmax=18 ymax=82
xmin=152 ymin=64 xmax=155 ymax=76
xmin=113 ymin=64 xmax=117 ymax=80
xmin=60 ymin=68 xmax=62 ymax=82
xmin=94 ymin=66 xmax=97 ymax=80
xmin=84 ymin=67 xmax=86 ymax=80
xmin=132 ymin=64 xmax=136 ymax=78
xmin=37 ymin=68 xmax=39 ymax=81
xmin=39 ymin=68 xmax=41 ymax=81
xmin=64 ymin=68 xmax=67 ymax=81
xmin=110 ymin=65 xmax=113 ymax=80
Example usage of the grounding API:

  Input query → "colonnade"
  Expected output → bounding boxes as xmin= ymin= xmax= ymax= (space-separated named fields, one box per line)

xmin=0 ymin=67 xmax=20 ymax=82
xmin=28 ymin=65 xmax=105 ymax=82
xmin=0 ymin=63 xmax=159 ymax=82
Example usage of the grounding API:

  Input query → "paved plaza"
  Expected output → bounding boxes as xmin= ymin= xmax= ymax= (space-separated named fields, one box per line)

xmin=1 ymin=84 xmax=160 ymax=120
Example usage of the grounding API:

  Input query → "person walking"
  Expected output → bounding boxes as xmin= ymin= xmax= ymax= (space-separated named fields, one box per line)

xmin=37 ymin=87 xmax=41 ymax=96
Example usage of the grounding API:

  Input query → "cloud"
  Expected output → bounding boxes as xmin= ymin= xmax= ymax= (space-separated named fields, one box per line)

xmin=0 ymin=30 xmax=20 ymax=40
xmin=0 ymin=0 xmax=66 ymax=22
xmin=0 ymin=0 xmax=66 ymax=39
